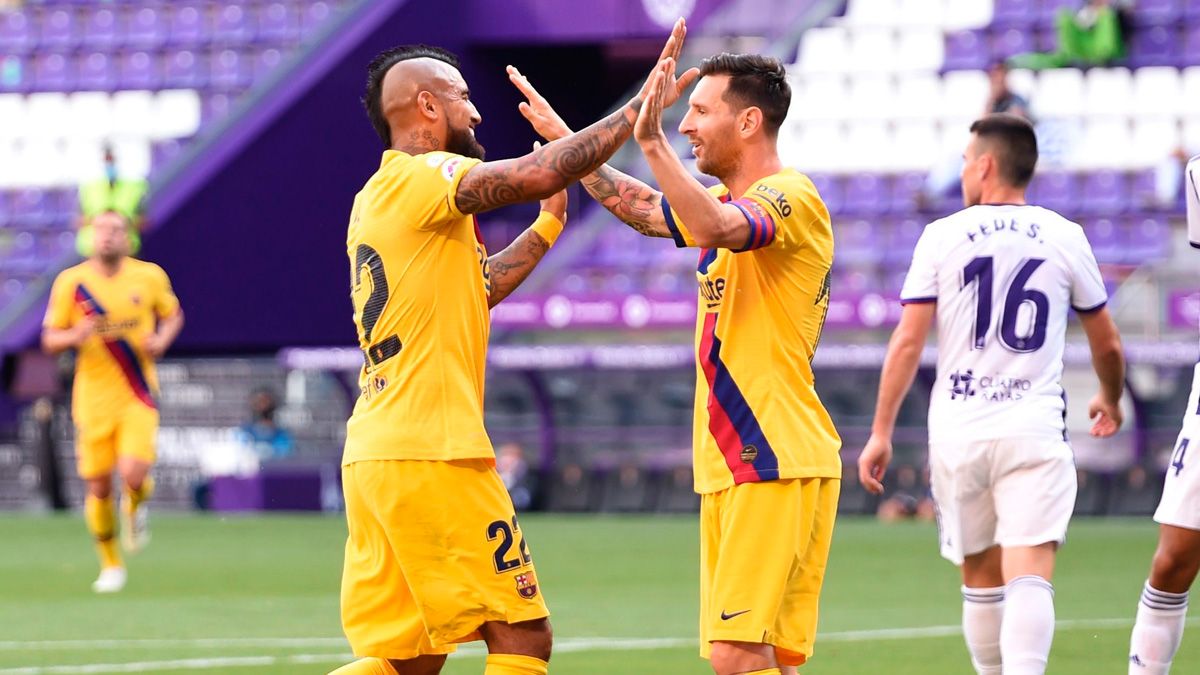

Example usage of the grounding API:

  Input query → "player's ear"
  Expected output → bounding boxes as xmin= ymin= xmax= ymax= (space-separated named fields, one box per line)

xmin=416 ymin=91 xmax=440 ymax=121
xmin=738 ymin=107 xmax=762 ymax=138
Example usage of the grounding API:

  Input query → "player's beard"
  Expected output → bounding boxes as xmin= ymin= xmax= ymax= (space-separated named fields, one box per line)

xmin=447 ymin=124 xmax=486 ymax=160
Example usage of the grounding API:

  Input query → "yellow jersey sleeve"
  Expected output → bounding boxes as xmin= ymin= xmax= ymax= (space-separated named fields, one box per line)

xmin=43 ymin=271 xmax=75 ymax=329
xmin=662 ymin=184 xmax=728 ymax=248
xmin=737 ymin=172 xmax=828 ymax=253
xmin=152 ymin=265 xmax=181 ymax=319
xmin=378 ymin=151 xmax=483 ymax=231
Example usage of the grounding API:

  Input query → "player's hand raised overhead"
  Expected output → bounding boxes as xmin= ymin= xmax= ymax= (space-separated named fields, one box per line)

xmin=858 ymin=433 xmax=894 ymax=495
xmin=1087 ymin=393 xmax=1123 ymax=437
xmin=634 ymin=58 xmax=674 ymax=145
xmin=508 ymin=66 xmax=573 ymax=142
xmin=642 ymin=17 xmax=699 ymax=109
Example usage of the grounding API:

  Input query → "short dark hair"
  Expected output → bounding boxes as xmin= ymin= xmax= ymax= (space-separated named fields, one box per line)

xmin=969 ymin=113 xmax=1038 ymax=188
xmin=363 ymin=45 xmax=460 ymax=147
xmin=697 ymin=53 xmax=791 ymax=136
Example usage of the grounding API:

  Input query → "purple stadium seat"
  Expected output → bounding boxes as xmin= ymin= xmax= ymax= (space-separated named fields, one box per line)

xmin=1131 ymin=0 xmax=1183 ymax=26
xmin=1078 ymin=170 xmax=1129 ymax=215
xmin=119 ymin=51 xmax=161 ymax=90
xmin=0 ymin=10 xmax=35 ymax=55
xmin=0 ymin=192 xmax=12 ymax=226
xmin=255 ymin=48 xmax=284 ymax=81
xmin=1188 ymin=0 xmax=1200 ymax=20
xmin=32 ymin=52 xmax=74 ymax=92
xmin=11 ymin=189 xmax=53 ymax=229
xmin=1127 ymin=26 xmax=1181 ymax=68
xmin=80 ymin=7 xmax=123 ymax=52
xmin=1083 ymin=218 xmax=1126 ymax=264
xmin=1029 ymin=172 xmax=1078 ymax=214
xmin=51 ymin=188 xmax=78 ymax=221
xmin=210 ymin=49 xmax=253 ymax=90
xmin=202 ymin=92 xmax=233 ymax=125
xmin=301 ymin=2 xmax=335 ymax=40
xmin=0 ymin=55 xmax=26 ymax=93
xmin=1125 ymin=216 xmax=1170 ymax=262
xmin=834 ymin=219 xmax=884 ymax=266
xmin=39 ymin=7 xmax=80 ymax=52
xmin=213 ymin=3 xmax=256 ymax=44
xmin=1185 ymin=24 xmax=1200 ymax=65
xmin=151 ymin=139 xmax=184 ymax=173
xmin=127 ymin=6 xmax=168 ymax=50
xmin=807 ymin=173 xmax=843 ymax=215
xmin=943 ymin=30 xmax=990 ymax=71
xmin=887 ymin=173 xmax=924 ymax=214
xmin=832 ymin=266 xmax=875 ymax=294
xmin=993 ymin=27 xmax=1035 ymax=61
xmin=257 ymin=2 xmax=300 ymax=43
xmin=169 ymin=3 xmax=212 ymax=47
xmin=1036 ymin=27 xmax=1058 ymax=52
xmin=993 ymin=0 xmax=1038 ymax=27
xmin=883 ymin=218 xmax=924 ymax=266
xmin=1036 ymin=0 xmax=1078 ymax=28
xmin=76 ymin=52 xmax=118 ymax=91
xmin=843 ymin=174 xmax=890 ymax=215
xmin=163 ymin=50 xmax=207 ymax=89
xmin=1128 ymin=169 xmax=1161 ymax=208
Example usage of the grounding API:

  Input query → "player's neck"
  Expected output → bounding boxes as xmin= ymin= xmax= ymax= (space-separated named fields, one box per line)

xmin=978 ymin=183 xmax=1027 ymax=206
xmin=722 ymin=151 xmax=783 ymax=199
xmin=391 ymin=125 xmax=441 ymax=156
xmin=89 ymin=256 xmax=125 ymax=278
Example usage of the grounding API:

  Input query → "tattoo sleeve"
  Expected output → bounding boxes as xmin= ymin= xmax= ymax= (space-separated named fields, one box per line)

xmin=456 ymin=101 xmax=640 ymax=215
xmin=580 ymin=165 xmax=670 ymax=238
xmin=486 ymin=227 xmax=552 ymax=308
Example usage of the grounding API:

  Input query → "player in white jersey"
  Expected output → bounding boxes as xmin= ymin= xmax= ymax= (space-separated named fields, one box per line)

xmin=858 ymin=114 xmax=1127 ymax=675
xmin=1127 ymin=155 xmax=1200 ymax=674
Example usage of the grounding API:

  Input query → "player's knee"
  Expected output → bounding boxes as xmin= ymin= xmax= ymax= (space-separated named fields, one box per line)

xmin=482 ymin=618 xmax=552 ymax=662
xmin=709 ymin=641 xmax=772 ymax=675
xmin=87 ymin=479 xmax=112 ymax=499
xmin=1151 ymin=547 xmax=1200 ymax=590
xmin=524 ymin=619 xmax=553 ymax=661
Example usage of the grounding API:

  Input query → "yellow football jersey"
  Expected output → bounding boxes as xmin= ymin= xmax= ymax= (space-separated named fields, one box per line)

xmin=43 ymin=259 xmax=179 ymax=425
xmin=343 ymin=150 xmax=496 ymax=464
xmin=663 ymin=169 xmax=842 ymax=494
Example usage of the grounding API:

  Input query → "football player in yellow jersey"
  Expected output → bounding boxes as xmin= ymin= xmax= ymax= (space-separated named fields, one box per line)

xmin=330 ymin=23 xmax=687 ymax=675
xmin=513 ymin=52 xmax=840 ymax=675
xmin=41 ymin=210 xmax=184 ymax=594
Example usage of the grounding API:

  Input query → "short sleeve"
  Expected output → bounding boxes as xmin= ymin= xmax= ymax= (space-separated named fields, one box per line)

xmin=737 ymin=174 xmax=828 ymax=253
xmin=1068 ymin=227 xmax=1108 ymax=313
xmin=662 ymin=187 xmax=726 ymax=248
xmin=381 ymin=151 xmax=483 ymax=231
xmin=1187 ymin=155 xmax=1199 ymax=249
xmin=899 ymin=225 xmax=939 ymax=304
xmin=43 ymin=273 xmax=75 ymax=329
xmin=153 ymin=266 xmax=181 ymax=319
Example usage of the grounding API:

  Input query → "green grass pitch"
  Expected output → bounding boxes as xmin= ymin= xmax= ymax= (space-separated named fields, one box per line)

xmin=0 ymin=513 xmax=1194 ymax=673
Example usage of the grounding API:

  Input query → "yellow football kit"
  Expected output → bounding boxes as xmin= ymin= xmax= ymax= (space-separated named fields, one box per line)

xmin=340 ymin=150 xmax=547 ymax=659
xmin=43 ymin=259 xmax=178 ymax=477
xmin=664 ymin=168 xmax=842 ymax=665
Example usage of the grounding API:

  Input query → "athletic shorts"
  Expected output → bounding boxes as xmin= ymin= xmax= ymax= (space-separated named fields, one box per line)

xmin=699 ymin=477 xmax=839 ymax=667
xmin=340 ymin=459 xmax=549 ymax=660
xmin=929 ymin=437 xmax=1077 ymax=564
xmin=74 ymin=403 xmax=158 ymax=479
xmin=1155 ymin=363 xmax=1200 ymax=531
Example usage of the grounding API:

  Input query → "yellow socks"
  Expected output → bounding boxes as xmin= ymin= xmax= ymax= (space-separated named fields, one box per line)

xmin=124 ymin=475 xmax=154 ymax=513
xmin=484 ymin=654 xmax=549 ymax=675
xmin=744 ymin=670 xmax=782 ymax=675
xmin=84 ymin=494 xmax=121 ymax=569
xmin=327 ymin=658 xmax=396 ymax=675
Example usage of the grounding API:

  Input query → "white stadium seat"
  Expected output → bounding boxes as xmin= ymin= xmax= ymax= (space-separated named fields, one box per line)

xmin=110 ymin=91 xmax=155 ymax=139
xmin=69 ymin=92 xmax=114 ymax=141
xmin=1182 ymin=67 xmax=1200 ymax=115
xmin=1032 ymin=69 xmax=1086 ymax=119
xmin=894 ymin=27 xmax=945 ymax=72
xmin=940 ymin=70 xmax=989 ymax=121
xmin=23 ymin=93 xmax=70 ymax=140
xmin=1006 ymin=68 xmax=1037 ymax=101
xmin=847 ymin=28 xmax=897 ymax=73
xmin=889 ymin=119 xmax=941 ymax=171
xmin=153 ymin=89 xmax=203 ymax=140
xmin=1068 ymin=118 xmax=1132 ymax=169
xmin=110 ymin=138 xmax=152 ymax=180
xmin=1083 ymin=67 xmax=1133 ymax=119
xmin=1132 ymin=67 xmax=1182 ymax=118
xmin=1182 ymin=118 xmax=1200 ymax=154
xmin=842 ymin=0 xmax=902 ymax=27
xmin=941 ymin=0 xmax=993 ymax=30
xmin=0 ymin=94 xmax=26 ymax=142
xmin=894 ymin=0 xmax=945 ymax=28
xmin=893 ymin=72 xmax=943 ymax=119
xmin=843 ymin=120 xmax=890 ymax=171
xmin=1129 ymin=119 xmax=1181 ymax=167
xmin=798 ymin=26 xmax=850 ymax=74
xmin=845 ymin=74 xmax=896 ymax=121
xmin=791 ymin=121 xmax=846 ymax=172
xmin=791 ymin=74 xmax=849 ymax=122
xmin=62 ymin=138 xmax=106 ymax=184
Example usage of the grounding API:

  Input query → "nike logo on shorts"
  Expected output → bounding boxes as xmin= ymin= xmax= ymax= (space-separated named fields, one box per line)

xmin=720 ymin=609 xmax=751 ymax=620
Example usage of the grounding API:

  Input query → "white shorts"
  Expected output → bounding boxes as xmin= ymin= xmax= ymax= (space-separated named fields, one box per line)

xmin=929 ymin=437 xmax=1077 ymax=565
xmin=1154 ymin=363 xmax=1200 ymax=531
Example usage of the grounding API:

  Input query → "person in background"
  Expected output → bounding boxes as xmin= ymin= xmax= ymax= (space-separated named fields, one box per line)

xmin=875 ymin=465 xmax=936 ymax=523
xmin=236 ymin=388 xmax=294 ymax=461
xmin=496 ymin=443 xmax=534 ymax=511
xmin=1009 ymin=0 xmax=1126 ymax=70
xmin=76 ymin=145 xmax=148 ymax=258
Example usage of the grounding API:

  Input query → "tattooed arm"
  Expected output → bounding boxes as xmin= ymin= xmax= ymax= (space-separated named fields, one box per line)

xmin=486 ymin=190 xmax=566 ymax=308
xmin=579 ymin=166 xmax=670 ymax=238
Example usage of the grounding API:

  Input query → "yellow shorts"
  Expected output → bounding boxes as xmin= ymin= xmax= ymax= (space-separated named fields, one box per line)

xmin=340 ymin=459 xmax=549 ymax=660
xmin=75 ymin=403 xmax=159 ymax=479
xmin=699 ymin=477 xmax=840 ymax=667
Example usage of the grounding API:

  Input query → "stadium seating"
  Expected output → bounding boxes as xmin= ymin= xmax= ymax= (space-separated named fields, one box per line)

xmin=0 ymin=0 xmax=349 ymax=294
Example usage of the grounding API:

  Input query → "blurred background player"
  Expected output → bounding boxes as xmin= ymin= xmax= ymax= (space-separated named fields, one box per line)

xmin=858 ymin=114 xmax=1126 ymax=675
xmin=1127 ymin=155 xmax=1200 ymax=674
xmin=40 ymin=210 xmax=183 ymax=593
xmin=512 ymin=50 xmax=840 ymax=675
xmin=331 ymin=24 xmax=683 ymax=675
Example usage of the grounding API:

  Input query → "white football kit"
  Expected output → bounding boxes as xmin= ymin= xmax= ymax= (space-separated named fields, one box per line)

xmin=901 ymin=203 xmax=1108 ymax=563
xmin=1154 ymin=155 xmax=1200 ymax=531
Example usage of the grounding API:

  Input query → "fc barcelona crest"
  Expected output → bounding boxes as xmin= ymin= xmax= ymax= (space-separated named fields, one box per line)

xmin=515 ymin=572 xmax=539 ymax=600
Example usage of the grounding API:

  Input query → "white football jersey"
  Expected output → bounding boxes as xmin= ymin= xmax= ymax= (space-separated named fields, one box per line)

xmin=901 ymin=204 xmax=1108 ymax=443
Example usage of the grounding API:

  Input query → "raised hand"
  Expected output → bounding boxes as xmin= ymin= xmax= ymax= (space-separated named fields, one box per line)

xmin=653 ymin=18 xmax=700 ymax=108
xmin=634 ymin=58 xmax=673 ymax=145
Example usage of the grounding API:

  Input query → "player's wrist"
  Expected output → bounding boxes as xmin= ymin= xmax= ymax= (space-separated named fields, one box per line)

xmin=531 ymin=211 xmax=564 ymax=247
